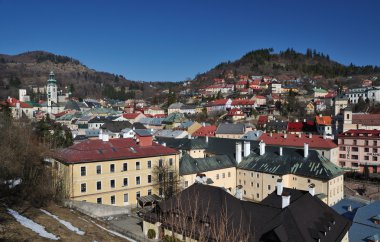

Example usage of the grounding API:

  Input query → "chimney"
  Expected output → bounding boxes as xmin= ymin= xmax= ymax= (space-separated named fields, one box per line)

xmin=243 ymin=141 xmax=251 ymax=157
xmin=347 ymin=205 xmax=352 ymax=212
xmin=284 ymin=133 xmax=287 ymax=139
xmin=309 ymin=133 xmax=312 ymax=138
xmin=303 ymin=118 xmax=306 ymax=122
xmin=98 ymin=133 xmax=103 ymax=140
xmin=319 ymin=113 xmax=322 ymax=117
xmin=235 ymin=142 xmax=242 ymax=163
xmin=281 ymin=192 xmax=291 ymax=209
xmin=205 ymin=136 xmax=209 ymax=143
xmin=323 ymin=132 xmax=327 ymax=139
xmin=298 ymin=133 xmax=302 ymax=138
xmin=295 ymin=119 xmax=299 ymax=122
xmin=259 ymin=141 xmax=266 ymax=156
xmin=202 ymin=122 xmax=206 ymax=127
xmin=304 ymin=143 xmax=309 ymax=158
xmin=276 ymin=179 xmax=283 ymax=196
xmin=309 ymin=183 xmax=315 ymax=196
xmin=188 ymin=134 xmax=192 ymax=139
xmin=162 ymin=142 xmax=166 ymax=147
xmin=269 ymin=132 xmax=273 ymax=137
xmin=279 ymin=147 xmax=283 ymax=156
xmin=102 ymin=134 xmax=109 ymax=142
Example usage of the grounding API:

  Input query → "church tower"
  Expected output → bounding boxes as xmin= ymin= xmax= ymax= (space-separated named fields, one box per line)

xmin=47 ymin=71 xmax=58 ymax=110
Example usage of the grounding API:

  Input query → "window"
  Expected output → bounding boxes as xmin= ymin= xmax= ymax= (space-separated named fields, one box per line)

xmin=169 ymin=158 xmax=173 ymax=166
xmin=124 ymin=193 xmax=128 ymax=203
xmin=81 ymin=183 xmax=86 ymax=193
xmin=365 ymin=140 xmax=369 ymax=146
xmin=111 ymin=195 xmax=115 ymax=205
xmin=110 ymin=180 xmax=115 ymax=188
xmin=123 ymin=178 xmax=128 ymax=186
xmin=352 ymin=147 xmax=359 ymax=152
xmin=256 ymin=193 xmax=260 ymax=199
xmin=251 ymin=172 xmax=253 ymax=177
xmin=159 ymin=159 xmax=163 ymax=167
xmin=136 ymin=191 xmax=141 ymax=198
xmin=96 ymin=165 xmax=101 ymax=174
xmin=256 ymin=183 xmax=260 ymax=188
xmin=222 ymin=173 xmax=225 ymax=179
xmin=136 ymin=161 xmax=140 ymax=170
xmin=268 ymin=185 xmax=271 ymax=190
xmin=339 ymin=154 xmax=346 ymax=159
xmin=322 ymin=151 xmax=325 ymax=156
xmin=353 ymin=140 xmax=357 ymax=145
xmin=148 ymin=175 xmax=152 ymax=183
xmin=123 ymin=163 xmax=128 ymax=171
xmin=374 ymin=156 xmax=378 ymax=161
xmin=308 ymin=179 xmax=311 ymax=183
xmin=147 ymin=160 xmax=152 ymax=169
xmin=351 ymin=155 xmax=359 ymax=160
xmin=159 ymin=188 xmax=163 ymax=196
xmin=228 ymin=172 xmax=231 ymax=177
xmin=216 ymin=174 xmax=219 ymax=180
xmin=251 ymin=182 xmax=253 ymax=187
xmin=96 ymin=181 xmax=102 ymax=190
xmin=148 ymin=189 xmax=152 ymax=196
xmin=80 ymin=166 xmax=86 ymax=176
xmin=185 ymin=181 xmax=189 ymax=187
xmin=110 ymin=164 xmax=115 ymax=173
xmin=256 ymin=173 xmax=259 ymax=178
xmin=374 ymin=148 xmax=378 ymax=153
xmin=244 ymin=190 xmax=246 ymax=195
xmin=365 ymin=156 xmax=369 ymax=160
xmin=97 ymin=197 xmax=102 ymax=204
xmin=374 ymin=141 xmax=378 ymax=146
xmin=365 ymin=148 xmax=369 ymax=152
xmin=136 ymin=176 xmax=141 ymax=185
xmin=352 ymin=162 xmax=359 ymax=168
xmin=339 ymin=146 xmax=346 ymax=151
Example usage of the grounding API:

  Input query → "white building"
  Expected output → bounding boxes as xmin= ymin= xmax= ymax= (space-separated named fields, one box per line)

xmin=347 ymin=86 xmax=380 ymax=104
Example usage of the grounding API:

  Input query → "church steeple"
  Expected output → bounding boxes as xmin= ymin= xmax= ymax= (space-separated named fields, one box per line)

xmin=48 ymin=71 xmax=57 ymax=84
xmin=47 ymin=71 xmax=58 ymax=112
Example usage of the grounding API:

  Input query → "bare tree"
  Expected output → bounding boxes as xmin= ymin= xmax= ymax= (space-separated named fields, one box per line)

xmin=152 ymin=163 xmax=181 ymax=199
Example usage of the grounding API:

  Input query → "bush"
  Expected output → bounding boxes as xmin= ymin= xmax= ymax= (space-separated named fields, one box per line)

xmin=147 ymin=229 xmax=156 ymax=239
xmin=163 ymin=235 xmax=184 ymax=242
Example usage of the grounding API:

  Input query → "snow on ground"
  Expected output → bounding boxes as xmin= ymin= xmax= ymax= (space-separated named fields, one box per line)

xmin=91 ymin=221 xmax=137 ymax=242
xmin=7 ymin=208 xmax=60 ymax=240
xmin=40 ymin=209 xmax=85 ymax=235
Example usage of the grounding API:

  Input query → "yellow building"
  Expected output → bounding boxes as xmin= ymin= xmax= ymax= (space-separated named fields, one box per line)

xmin=52 ymin=136 xmax=179 ymax=206
xmin=237 ymin=142 xmax=344 ymax=206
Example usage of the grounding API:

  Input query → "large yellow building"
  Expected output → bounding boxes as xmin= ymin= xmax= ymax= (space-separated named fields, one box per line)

xmin=52 ymin=135 xmax=179 ymax=206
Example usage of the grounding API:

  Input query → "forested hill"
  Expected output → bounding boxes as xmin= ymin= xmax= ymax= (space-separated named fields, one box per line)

xmin=0 ymin=51 xmax=173 ymax=100
xmin=193 ymin=48 xmax=380 ymax=87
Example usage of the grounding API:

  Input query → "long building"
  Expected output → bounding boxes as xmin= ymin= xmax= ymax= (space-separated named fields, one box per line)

xmin=52 ymin=135 xmax=179 ymax=206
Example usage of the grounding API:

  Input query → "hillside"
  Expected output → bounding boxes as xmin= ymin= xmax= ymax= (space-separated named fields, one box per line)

xmin=0 ymin=51 xmax=167 ymax=100
xmin=191 ymin=48 xmax=380 ymax=89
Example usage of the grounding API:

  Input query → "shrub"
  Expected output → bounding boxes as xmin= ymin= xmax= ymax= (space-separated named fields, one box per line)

xmin=147 ymin=229 xmax=156 ymax=239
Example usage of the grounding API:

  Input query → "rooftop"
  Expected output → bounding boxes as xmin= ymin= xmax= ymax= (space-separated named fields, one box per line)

xmin=258 ymin=133 xmax=337 ymax=149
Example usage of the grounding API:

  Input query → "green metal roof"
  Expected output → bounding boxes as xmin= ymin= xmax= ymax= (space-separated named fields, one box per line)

xmin=180 ymin=154 xmax=235 ymax=175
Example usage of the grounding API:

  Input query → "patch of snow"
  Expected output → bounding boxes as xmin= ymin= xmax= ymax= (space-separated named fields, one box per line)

xmin=92 ymin=221 xmax=137 ymax=242
xmin=4 ymin=178 xmax=22 ymax=189
xmin=40 ymin=209 xmax=85 ymax=235
xmin=7 ymin=208 xmax=59 ymax=240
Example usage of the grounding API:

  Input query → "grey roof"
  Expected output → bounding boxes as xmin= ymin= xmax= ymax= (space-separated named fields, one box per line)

xmin=154 ymin=129 xmax=187 ymax=138
xmin=134 ymin=129 xmax=153 ymax=137
xmin=139 ymin=117 xmax=164 ymax=126
xmin=238 ymin=146 xmax=344 ymax=180
xmin=85 ymin=129 xmax=100 ymax=137
xmin=266 ymin=120 xmax=288 ymax=131
xmin=100 ymin=121 xmax=132 ymax=132
xmin=242 ymin=130 xmax=264 ymax=140
xmin=180 ymin=104 xmax=196 ymax=110
xmin=162 ymin=113 xmax=187 ymax=124
xmin=179 ymin=154 xmax=235 ymax=175
xmin=156 ymin=137 xmax=208 ymax=150
xmin=168 ymin=102 xmax=184 ymax=109
xmin=64 ymin=100 xmax=81 ymax=111
xmin=88 ymin=116 xmax=109 ymax=123
xmin=215 ymin=123 xmax=246 ymax=135
xmin=143 ymin=184 xmax=351 ymax=242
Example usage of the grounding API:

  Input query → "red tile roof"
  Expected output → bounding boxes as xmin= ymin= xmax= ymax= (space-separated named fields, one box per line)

xmin=55 ymin=138 xmax=179 ymax=164
xmin=315 ymin=116 xmax=332 ymax=126
xmin=123 ymin=113 xmax=142 ymax=119
xmin=352 ymin=114 xmax=380 ymax=126
xmin=231 ymin=99 xmax=255 ymax=106
xmin=258 ymin=133 xmax=337 ymax=149
xmin=210 ymin=99 xmax=229 ymax=106
xmin=287 ymin=122 xmax=303 ymax=132
xmin=339 ymin=129 xmax=380 ymax=138
xmin=6 ymin=97 xmax=32 ymax=108
xmin=257 ymin=115 xmax=268 ymax=125
xmin=192 ymin=125 xmax=217 ymax=137
xmin=53 ymin=110 xmax=71 ymax=118
xmin=227 ymin=108 xmax=245 ymax=116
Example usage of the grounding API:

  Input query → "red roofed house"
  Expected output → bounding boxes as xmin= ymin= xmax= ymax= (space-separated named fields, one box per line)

xmin=192 ymin=125 xmax=217 ymax=137
xmin=51 ymin=136 xmax=180 ymax=206
xmin=258 ymin=133 xmax=339 ymax=164
xmin=5 ymin=97 xmax=35 ymax=119
xmin=206 ymin=98 xmax=232 ymax=114
xmin=227 ymin=108 xmax=245 ymax=121
xmin=253 ymin=95 xmax=267 ymax=106
xmin=315 ymin=115 xmax=332 ymax=135
xmin=114 ymin=113 xmax=146 ymax=123
xmin=231 ymin=99 xmax=256 ymax=109
xmin=257 ymin=115 xmax=268 ymax=129
xmin=287 ymin=121 xmax=303 ymax=134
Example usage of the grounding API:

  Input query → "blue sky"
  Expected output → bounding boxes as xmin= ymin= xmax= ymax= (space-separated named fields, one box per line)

xmin=0 ymin=0 xmax=379 ymax=82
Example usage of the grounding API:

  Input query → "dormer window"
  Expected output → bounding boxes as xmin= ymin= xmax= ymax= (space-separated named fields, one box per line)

xmin=371 ymin=215 xmax=380 ymax=225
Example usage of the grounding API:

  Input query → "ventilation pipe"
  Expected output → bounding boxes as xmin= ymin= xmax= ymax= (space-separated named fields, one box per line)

xmin=304 ymin=143 xmax=309 ymax=158
xmin=277 ymin=179 xmax=283 ymax=196
xmin=284 ymin=133 xmax=287 ymax=139
xmin=309 ymin=133 xmax=313 ymax=139
xmin=259 ymin=141 xmax=266 ymax=156
xmin=188 ymin=134 xmax=192 ymax=139
xmin=309 ymin=183 xmax=315 ymax=196
xmin=282 ymin=192 xmax=291 ymax=209
xmin=102 ymin=134 xmax=109 ymax=142
xmin=235 ymin=142 xmax=242 ymax=164
xmin=279 ymin=147 xmax=283 ymax=156
xmin=205 ymin=136 xmax=209 ymax=143
xmin=243 ymin=141 xmax=251 ymax=157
